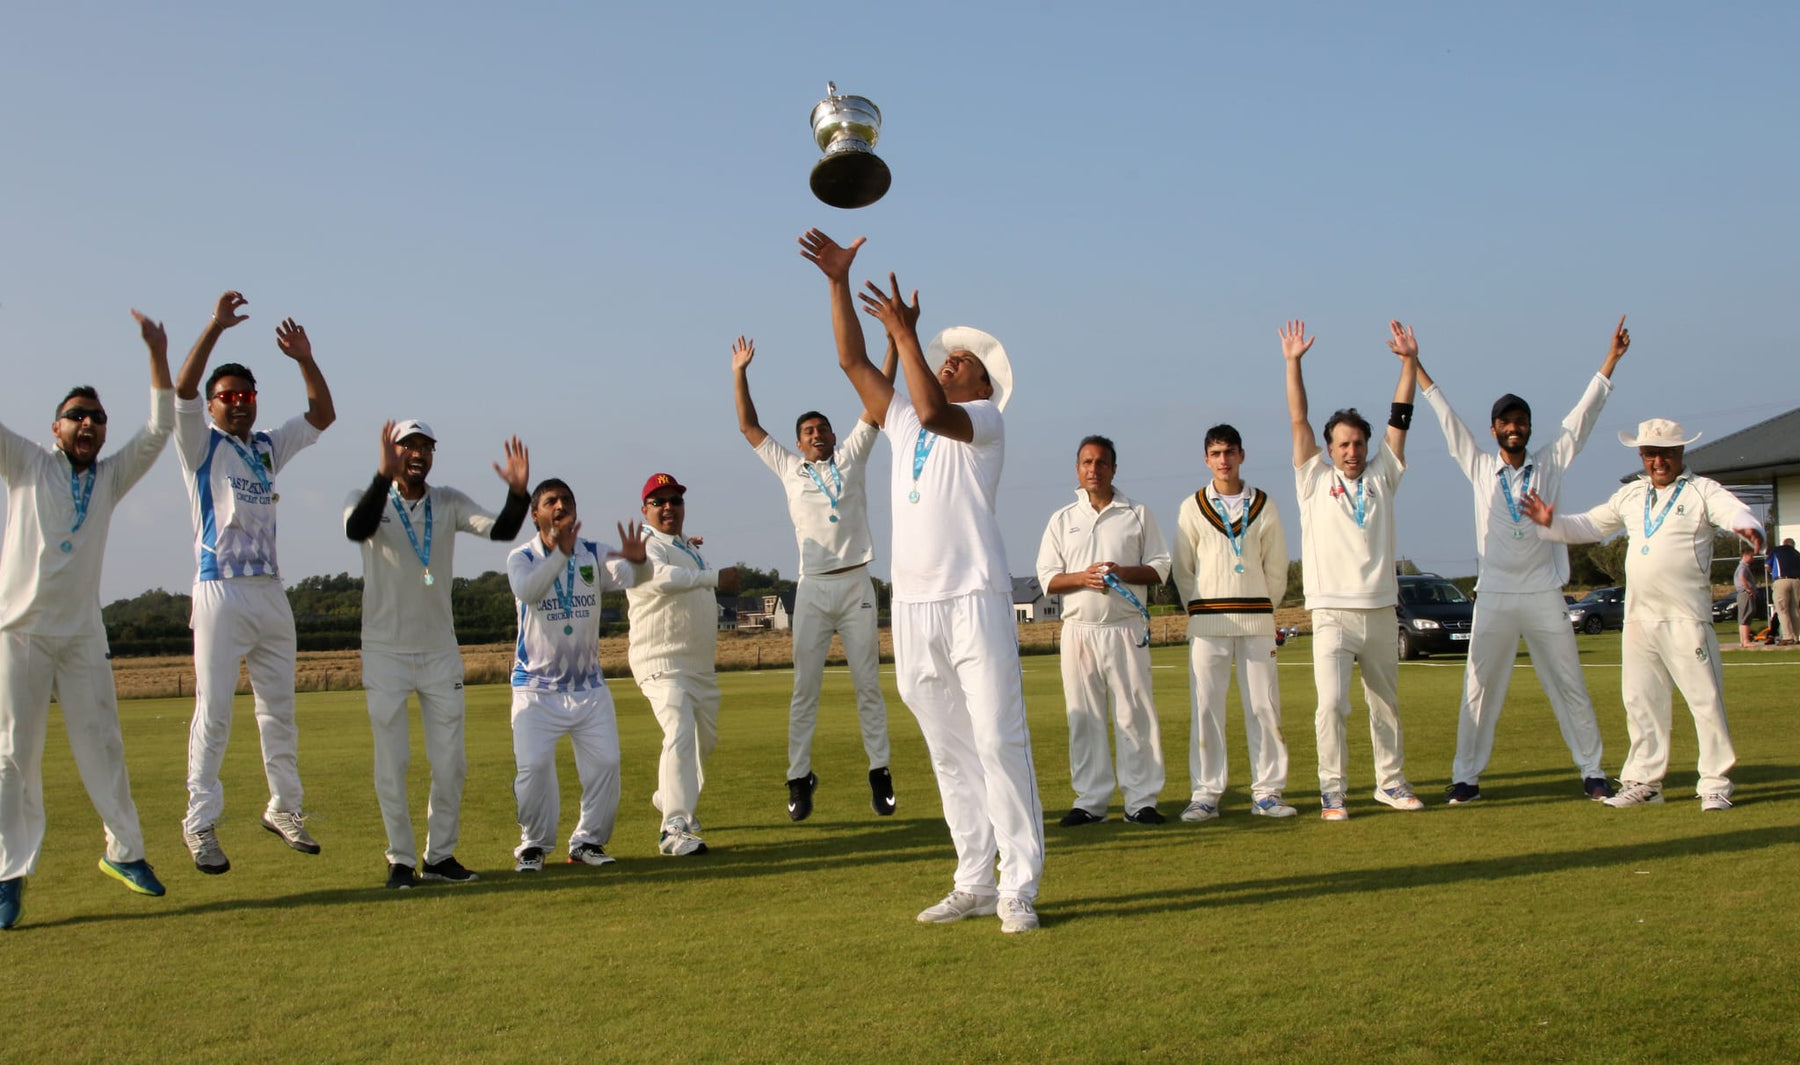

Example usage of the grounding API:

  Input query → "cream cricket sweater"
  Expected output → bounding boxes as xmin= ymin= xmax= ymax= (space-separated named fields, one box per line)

xmin=1172 ymin=484 xmax=1289 ymax=638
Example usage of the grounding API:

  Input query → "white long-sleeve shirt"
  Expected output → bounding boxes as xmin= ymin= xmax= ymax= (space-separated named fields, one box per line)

xmin=1539 ymin=471 xmax=1760 ymax=622
xmin=1423 ymin=373 xmax=1612 ymax=593
xmin=1035 ymin=489 xmax=1170 ymax=625
xmin=509 ymin=535 xmax=646 ymax=692
xmin=0 ymin=388 xmax=173 ymax=635
xmin=626 ymin=528 xmax=722 ymax=677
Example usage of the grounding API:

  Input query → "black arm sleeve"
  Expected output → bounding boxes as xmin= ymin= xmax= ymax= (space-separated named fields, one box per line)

xmin=345 ymin=472 xmax=392 ymax=541
xmin=490 ymin=491 xmax=530 ymax=541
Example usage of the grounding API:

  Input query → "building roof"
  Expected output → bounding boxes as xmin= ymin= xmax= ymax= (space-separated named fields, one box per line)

xmin=1682 ymin=408 xmax=1800 ymax=480
xmin=1011 ymin=575 xmax=1045 ymax=605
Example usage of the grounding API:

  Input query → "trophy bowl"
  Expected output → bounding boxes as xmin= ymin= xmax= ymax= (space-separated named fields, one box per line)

xmin=809 ymin=83 xmax=891 ymax=209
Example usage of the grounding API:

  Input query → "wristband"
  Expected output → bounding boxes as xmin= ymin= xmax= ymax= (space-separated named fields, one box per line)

xmin=1388 ymin=402 xmax=1414 ymax=431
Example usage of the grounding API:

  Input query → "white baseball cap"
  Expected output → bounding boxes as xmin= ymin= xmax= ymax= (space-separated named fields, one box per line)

xmin=393 ymin=419 xmax=437 ymax=444
xmin=1618 ymin=418 xmax=1701 ymax=448
xmin=925 ymin=326 xmax=1013 ymax=412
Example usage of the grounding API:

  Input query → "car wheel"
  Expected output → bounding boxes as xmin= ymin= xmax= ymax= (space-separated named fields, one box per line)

xmin=1398 ymin=627 xmax=1420 ymax=660
xmin=1582 ymin=615 xmax=1604 ymax=635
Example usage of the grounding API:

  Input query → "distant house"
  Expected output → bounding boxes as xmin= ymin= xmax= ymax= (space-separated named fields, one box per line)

xmin=1011 ymin=575 xmax=1062 ymax=623
xmin=734 ymin=593 xmax=794 ymax=631
xmin=1681 ymin=407 xmax=1799 ymax=545
xmin=716 ymin=601 xmax=737 ymax=631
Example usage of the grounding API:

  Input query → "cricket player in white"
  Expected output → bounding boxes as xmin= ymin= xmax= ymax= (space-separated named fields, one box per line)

xmin=0 ymin=310 xmax=174 ymax=930
xmin=1285 ymin=319 xmax=1421 ymax=821
xmin=628 ymin=472 xmax=740 ymax=857
xmin=345 ymin=419 xmax=531 ymax=889
xmin=508 ymin=479 xmax=648 ymax=871
xmin=801 ymin=227 xmax=1043 ymax=934
xmin=1171 ymin=423 xmax=1295 ymax=822
xmin=1416 ymin=317 xmax=1630 ymax=805
xmin=1523 ymin=419 xmax=1763 ymax=811
xmin=1036 ymin=435 xmax=1170 ymax=827
xmin=732 ymin=334 xmax=897 ymax=822
xmin=172 ymin=291 xmax=335 ymax=873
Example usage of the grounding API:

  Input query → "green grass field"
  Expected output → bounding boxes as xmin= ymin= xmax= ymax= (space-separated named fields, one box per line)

xmin=7 ymin=630 xmax=1798 ymax=1063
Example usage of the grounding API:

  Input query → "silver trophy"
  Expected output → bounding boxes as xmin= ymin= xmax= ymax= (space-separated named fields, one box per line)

xmin=809 ymin=82 xmax=890 ymax=209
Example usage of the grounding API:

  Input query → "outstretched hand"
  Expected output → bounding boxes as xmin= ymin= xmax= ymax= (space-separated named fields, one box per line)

xmin=1279 ymin=320 xmax=1314 ymax=361
xmin=494 ymin=436 xmax=529 ymax=496
xmin=132 ymin=310 xmax=167 ymax=358
xmin=858 ymin=273 xmax=921 ymax=337
xmin=1610 ymin=315 xmax=1631 ymax=359
xmin=731 ymin=336 xmax=755 ymax=373
xmin=275 ymin=318 xmax=312 ymax=361
xmin=1386 ymin=320 xmax=1418 ymax=360
xmin=1519 ymin=489 xmax=1554 ymax=527
xmin=610 ymin=520 xmax=648 ymax=564
xmin=211 ymin=291 xmax=249 ymax=330
xmin=798 ymin=228 xmax=865 ymax=282
xmin=377 ymin=421 xmax=405 ymax=480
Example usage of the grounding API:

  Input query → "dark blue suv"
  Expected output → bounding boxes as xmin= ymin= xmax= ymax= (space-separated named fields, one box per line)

xmin=1567 ymin=586 xmax=1625 ymax=634
xmin=1397 ymin=574 xmax=1475 ymax=660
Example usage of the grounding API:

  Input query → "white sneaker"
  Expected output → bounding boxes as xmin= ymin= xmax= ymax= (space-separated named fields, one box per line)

xmin=917 ymin=890 xmax=998 ymax=924
xmin=1179 ymin=801 xmax=1220 ymax=823
xmin=1373 ymin=786 xmax=1424 ymax=812
xmin=261 ymin=809 xmax=321 ymax=853
xmin=1604 ymin=782 xmax=1664 ymax=808
xmin=1699 ymin=788 xmax=1733 ymax=811
xmin=184 ymin=825 xmax=231 ymax=874
xmin=658 ymin=818 xmax=708 ymax=856
xmin=998 ymin=897 xmax=1039 ymax=934
xmin=1320 ymin=792 xmax=1350 ymax=821
xmin=1251 ymin=795 xmax=1298 ymax=818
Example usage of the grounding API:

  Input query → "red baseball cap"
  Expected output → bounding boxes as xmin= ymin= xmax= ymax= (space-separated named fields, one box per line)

xmin=640 ymin=472 xmax=687 ymax=503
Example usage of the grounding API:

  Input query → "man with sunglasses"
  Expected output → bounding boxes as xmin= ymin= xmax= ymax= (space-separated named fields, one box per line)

xmin=732 ymin=334 xmax=898 ymax=823
xmin=1036 ymin=434 xmax=1171 ymax=829
xmin=0 ymin=311 xmax=175 ymax=930
xmin=172 ymin=291 xmax=336 ymax=874
xmin=800 ymin=228 xmax=1043 ymax=934
xmin=344 ymin=419 xmax=531 ymax=889
xmin=628 ymin=474 xmax=740 ymax=856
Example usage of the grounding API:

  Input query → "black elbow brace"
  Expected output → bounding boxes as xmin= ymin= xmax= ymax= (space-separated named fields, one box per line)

xmin=1389 ymin=402 xmax=1414 ymax=431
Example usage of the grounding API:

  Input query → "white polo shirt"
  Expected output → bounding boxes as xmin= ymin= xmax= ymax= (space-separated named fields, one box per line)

xmin=753 ymin=419 xmax=877 ymax=576
xmin=345 ymin=484 xmax=497 ymax=654
xmin=883 ymin=393 xmax=1010 ymax=604
xmin=0 ymin=388 xmax=173 ymax=636
xmin=1540 ymin=472 xmax=1759 ymax=622
xmin=509 ymin=535 xmax=645 ymax=692
xmin=626 ymin=528 xmax=722 ymax=677
xmin=1035 ymin=489 xmax=1170 ymax=625
xmin=174 ymin=397 xmax=321 ymax=581
xmin=1423 ymin=374 xmax=1612 ymax=593
xmin=1296 ymin=445 xmax=1404 ymax=610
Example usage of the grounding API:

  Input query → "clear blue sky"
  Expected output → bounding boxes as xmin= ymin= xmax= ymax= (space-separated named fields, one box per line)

xmin=3 ymin=2 xmax=1795 ymax=602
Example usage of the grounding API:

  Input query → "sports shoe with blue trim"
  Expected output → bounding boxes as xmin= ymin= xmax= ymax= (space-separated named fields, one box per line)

xmin=1251 ymin=795 xmax=1297 ymax=818
xmin=1373 ymin=785 xmax=1425 ymax=811
xmin=99 ymin=857 xmax=166 ymax=897
xmin=1320 ymin=792 xmax=1350 ymax=822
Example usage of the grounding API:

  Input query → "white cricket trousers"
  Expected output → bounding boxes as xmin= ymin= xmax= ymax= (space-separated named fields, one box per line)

xmin=1060 ymin=619 xmax=1164 ymax=814
xmin=1312 ymin=606 xmax=1408 ymax=795
xmin=363 ymin=648 xmax=467 ymax=867
xmin=788 ymin=568 xmax=891 ymax=780
xmin=635 ymin=669 xmax=719 ymax=830
xmin=1188 ymin=633 xmax=1288 ymax=803
xmin=1618 ymin=619 xmax=1735 ymax=794
xmin=893 ymin=592 xmax=1043 ymax=903
xmin=185 ymin=577 xmax=302 ymax=834
xmin=1451 ymin=589 xmax=1604 ymax=786
xmin=0 ymin=631 xmax=147 ymax=879
xmin=510 ymin=686 xmax=621 ymax=855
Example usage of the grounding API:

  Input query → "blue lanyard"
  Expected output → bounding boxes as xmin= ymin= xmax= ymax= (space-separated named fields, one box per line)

xmin=909 ymin=429 xmax=937 ymax=503
xmin=1210 ymin=494 xmax=1245 ymax=570
xmin=1497 ymin=464 xmax=1534 ymax=523
xmin=389 ymin=487 xmax=434 ymax=584
xmin=221 ymin=433 xmax=272 ymax=493
xmin=1103 ymin=573 xmax=1152 ymax=647
xmin=670 ymin=536 xmax=706 ymax=569
xmin=1335 ymin=476 xmax=1366 ymax=528
xmin=1641 ymin=480 xmax=1686 ymax=551
xmin=804 ymin=459 xmax=844 ymax=522
xmin=68 ymin=465 xmax=97 ymax=533
xmin=552 ymin=552 xmax=577 ymax=635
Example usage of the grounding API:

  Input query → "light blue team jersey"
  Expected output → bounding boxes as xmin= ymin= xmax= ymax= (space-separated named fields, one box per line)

xmin=173 ymin=397 xmax=322 ymax=582
xmin=508 ymin=536 xmax=645 ymax=692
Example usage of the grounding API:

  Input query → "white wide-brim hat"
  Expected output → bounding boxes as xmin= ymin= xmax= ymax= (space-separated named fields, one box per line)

xmin=393 ymin=418 xmax=437 ymax=444
xmin=925 ymin=326 xmax=1012 ymax=412
xmin=1618 ymin=418 xmax=1701 ymax=448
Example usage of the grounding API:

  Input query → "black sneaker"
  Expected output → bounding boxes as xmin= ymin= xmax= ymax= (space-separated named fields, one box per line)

xmin=1583 ymin=777 xmax=1616 ymax=801
xmin=1445 ymin=782 xmax=1482 ymax=805
xmin=421 ymin=856 xmax=479 ymax=883
xmin=869 ymin=767 xmax=896 ymax=816
xmin=1058 ymin=808 xmax=1106 ymax=827
xmin=1124 ymin=806 xmax=1166 ymax=825
xmin=787 ymin=771 xmax=818 ymax=822
xmin=385 ymin=863 xmax=417 ymax=890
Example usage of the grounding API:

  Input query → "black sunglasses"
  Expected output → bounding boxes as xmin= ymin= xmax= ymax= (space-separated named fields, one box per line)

xmin=60 ymin=407 xmax=108 ymax=425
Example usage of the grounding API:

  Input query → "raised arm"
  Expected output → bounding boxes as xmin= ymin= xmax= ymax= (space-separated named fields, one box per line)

xmin=1599 ymin=315 xmax=1630 ymax=380
xmin=175 ymin=291 xmax=249 ymax=400
xmin=799 ymin=229 xmax=893 ymax=425
xmin=860 ymin=273 xmax=977 ymax=441
xmin=1282 ymin=320 xmax=1319 ymax=467
xmin=275 ymin=318 xmax=335 ymax=431
xmin=860 ymin=305 xmax=907 ymax=426
xmin=107 ymin=310 xmax=177 ymax=495
xmin=490 ymin=436 xmax=530 ymax=540
xmin=731 ymin=336 xmax=769 ymax=447
xmin=345 ymin=421 xmax=403 ymax=541
xmin=132 ymin=310 xmax=174 ymax=392
xmin=1384 ymin=320 xmax=1420 ymax=466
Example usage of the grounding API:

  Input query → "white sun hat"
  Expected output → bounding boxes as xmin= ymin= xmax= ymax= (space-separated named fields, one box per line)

xmin=1618 ymin=418 xmax=1701 ymax=448
xmin=925 ymin=326 xmax=1012 ymax=412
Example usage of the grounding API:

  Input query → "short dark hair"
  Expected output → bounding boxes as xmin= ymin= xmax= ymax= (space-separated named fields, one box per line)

xmin=1322 ymin=408 xmax=1372 ymax=447
xmin=795 ymin=411 xmax=831 ymax=439
xmin=57 ymin=386 xmax=100 ymax=415
xmin=205 ymin=363 xmax=257 ymax=397
xmin=1203 ymin=424 xmax=1242 ymax=450
xmin=530 ymin=477 xmax=574 ymax=508
xmin=1077 ymin=434 xmax=1117 ymax=466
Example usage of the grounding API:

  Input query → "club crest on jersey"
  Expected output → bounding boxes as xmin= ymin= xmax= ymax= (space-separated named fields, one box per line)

xmin=260 ymin=451 xmax=274 ymax=471
xmin=579 ymin=564 xmax=596 ymax=585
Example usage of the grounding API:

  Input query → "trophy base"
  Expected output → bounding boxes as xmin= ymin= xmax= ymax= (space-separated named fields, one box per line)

xmin=810 ymin=152 xmax=891 ymax=209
